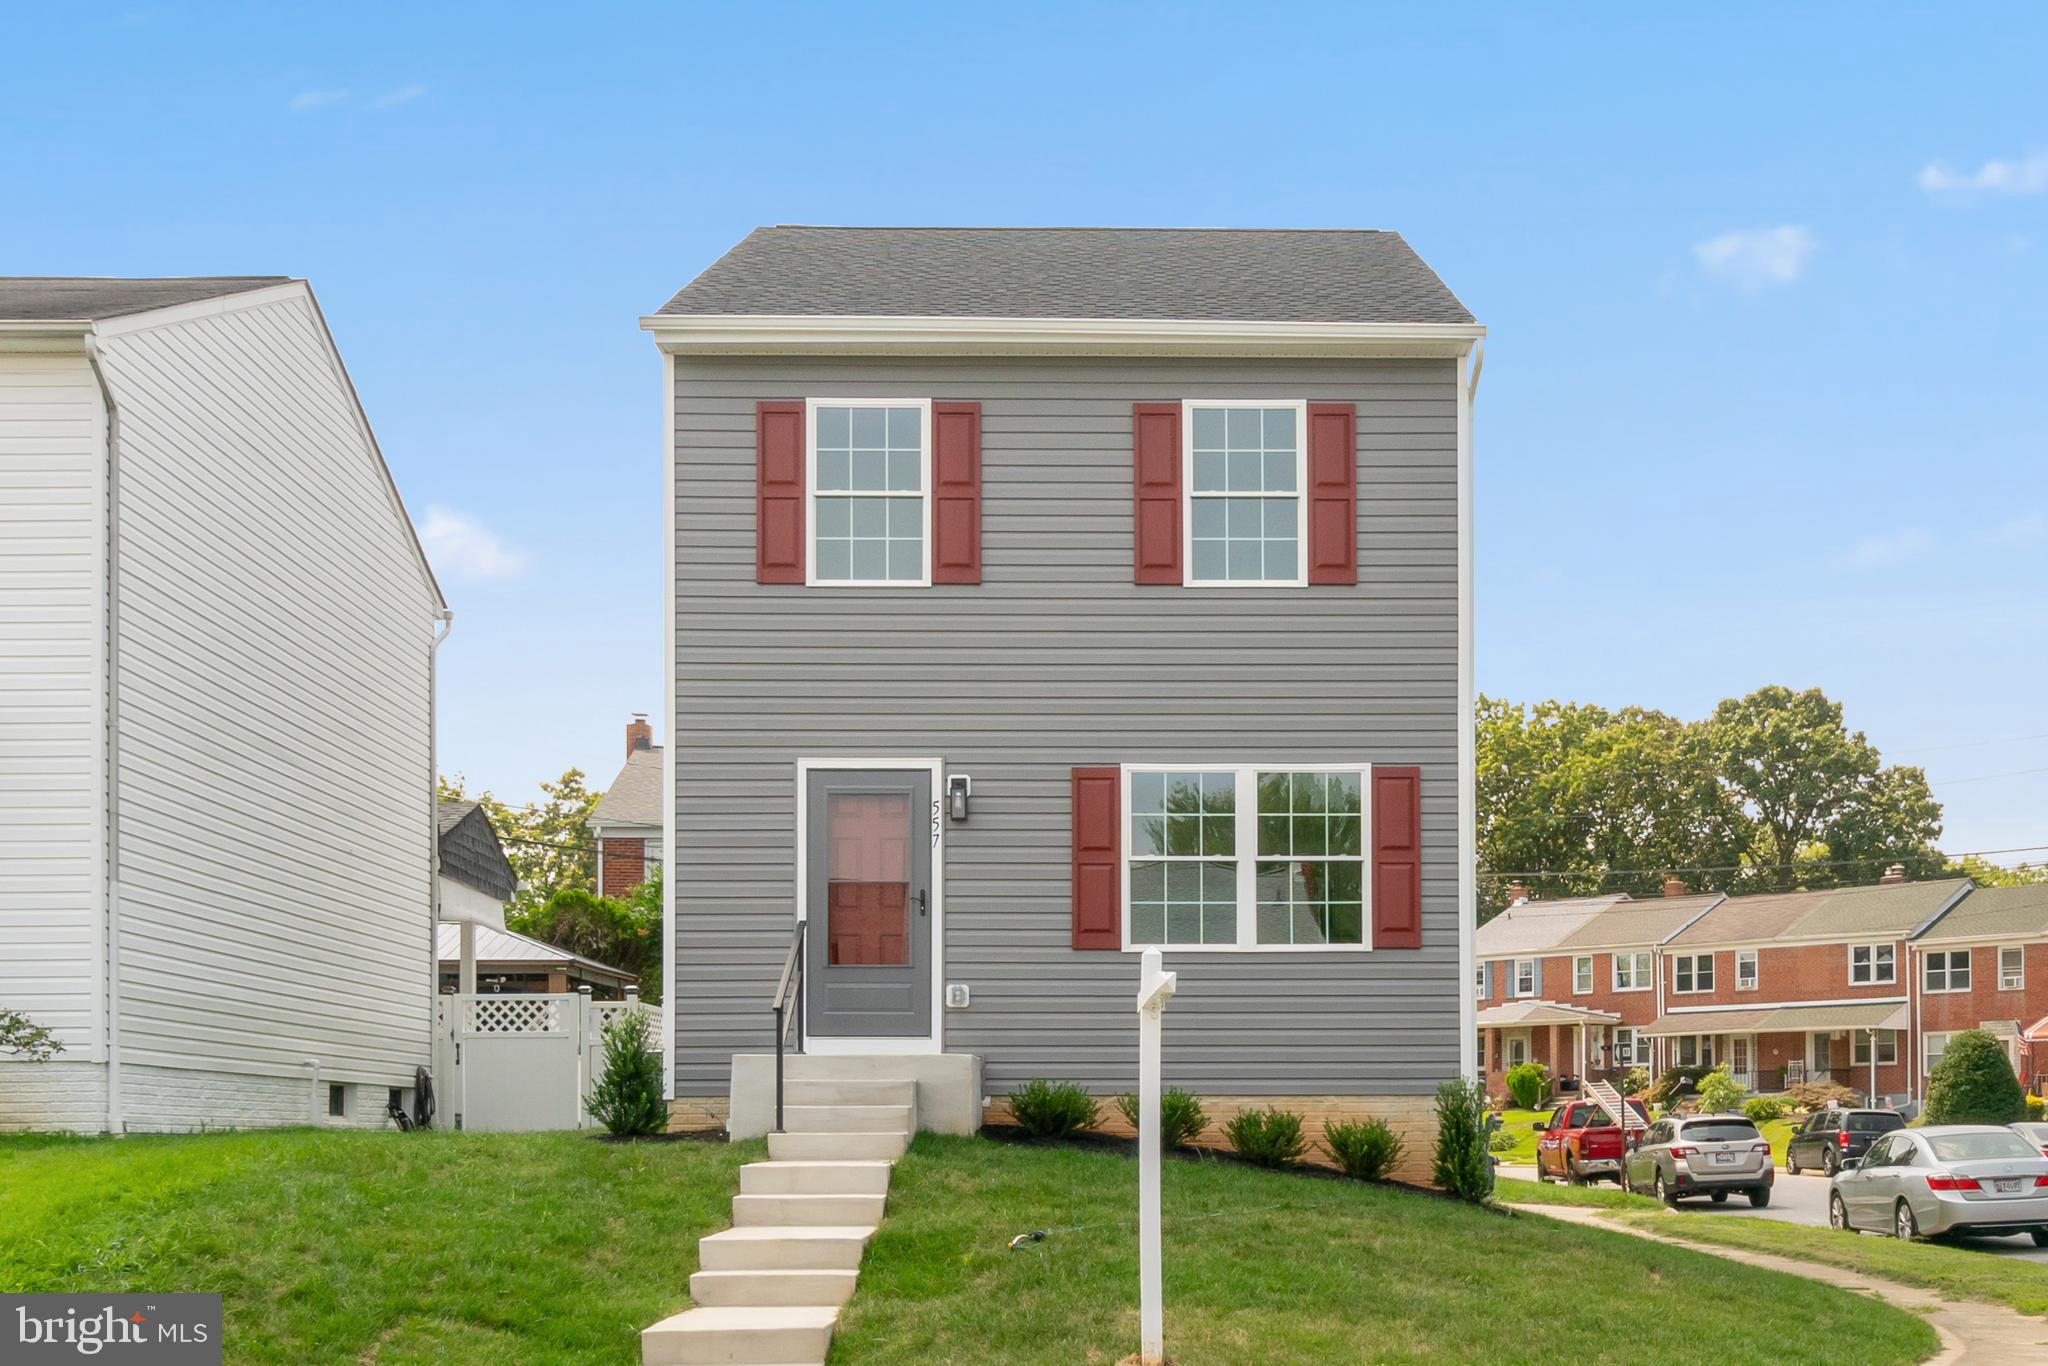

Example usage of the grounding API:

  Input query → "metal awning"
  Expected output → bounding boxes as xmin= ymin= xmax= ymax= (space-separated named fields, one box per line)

xmin=1476 ymin=1000 xmax=1622 ymax=1028
xmin=1642 ymin=1001 xmax=1907 ymax=1037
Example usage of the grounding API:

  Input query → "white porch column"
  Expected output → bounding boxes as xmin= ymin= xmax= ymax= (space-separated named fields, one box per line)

xmin=459 ymin=919 xmax=477 ymax=995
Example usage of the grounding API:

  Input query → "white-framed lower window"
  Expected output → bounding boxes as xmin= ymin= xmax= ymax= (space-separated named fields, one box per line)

xmin=1612 ymin=951 xmax=1651 ymax=992
xmin=1674 ymin=1034 xmax=1715 ymax=1068
xmin=1673 ymin=953 xmax=1715 ymax=994
xmin=1573 ymin=955 xmax=1594 ymax=995
xmin=807 ymin=398 xmax=931 ymax=586
xmin=1735 ymin=949 xmax=1758 ymax=991
xmin=1923 ymin=1031 xmax=1951 ymax=1075
xmin=1506 ymin=1034 xmax=1529 ymax=1068
xmin=1182 ymin=400 xmax=1307 ymax=586
xmin=1853 ymin=1029 xmax=1898 ymax=1067
xmin=1923 ymin=949 xmax=1971 ymax=993
xmin=1849 ymin=942 xmax=1896 ymax=986
xmin=1123 ymin=764 xmax=1367 ymax=950
xmin=2000 ymin=945 xmax=2024 ymax=991
xmin=1512 ymin=958 xmax=1537 ymax=997
xmin=1613 ymin=1026 xmax=1651 ymax=1067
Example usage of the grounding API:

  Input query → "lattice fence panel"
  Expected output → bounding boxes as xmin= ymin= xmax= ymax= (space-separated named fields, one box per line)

xmin=465 ymin=996 xmax=564 ymax=1035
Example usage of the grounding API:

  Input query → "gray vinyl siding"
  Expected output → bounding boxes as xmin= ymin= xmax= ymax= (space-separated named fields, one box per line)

xmin=95 ymin=292 xmax=438 ymax=1088
xmin=672 ymin=355 xmax=1460 ymax=1099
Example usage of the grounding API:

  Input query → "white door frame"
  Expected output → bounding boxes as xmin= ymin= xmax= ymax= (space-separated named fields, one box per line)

xmin=794 ymin=757 xmax=945 ymax=1055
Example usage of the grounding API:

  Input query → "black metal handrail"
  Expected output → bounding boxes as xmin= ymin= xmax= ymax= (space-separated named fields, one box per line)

xmin=770 ymin=920 xmax=807 ymax=1133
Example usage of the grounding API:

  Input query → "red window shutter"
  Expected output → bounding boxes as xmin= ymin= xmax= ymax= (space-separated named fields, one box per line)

xmin=931 ymin=401 xmax=981 ymax=584
xmin=1072 ymin=766 xmax=1122 ymax=950
xmin=756 ymin=401 xmax=805 ymax=583
xmin=1131 ymin=403 xmax=1182 ymax=584
xmin=1371 ymin=766 xmax=1423 ymax=948
xmin=1306 ymin=402 xmax=1357 ymax=585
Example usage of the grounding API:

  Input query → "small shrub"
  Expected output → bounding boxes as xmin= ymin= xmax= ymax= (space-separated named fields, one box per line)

xmin=1620 ymin=1066 xmax=1651 ymax=1097
xmin=1648 ymin=1065 xmax=1714 ymax=1106
xmin=2029 ymin=1094 xmax=2046 ymax=1121
xmin=1695 ymin=1063 xmax=1747 ymax=1115
xmin=1924 ymin=1029 xmax=2028 ymax=1125
xmin=1434 ymin=1076 xmax=1495 ymax=1203
xmin=1743 ymin=1096 xmax=1785 ymax=1125
xmin=1008 ymin=1079 xmax=1099 ymax=1138
xmin=1324 ymin=1117 xmax=1405 ymax=1181
xmin=584 ymin=1008 xmax=666 ymax=1137
xmin=1780 ymin=1079 xmax=1860 ymax=1114
xmin=1504 ymin=1061 xmax=1549 ymax=1110
xmin=1223 ymin=1107 xmax=1307 ymax=1168
xmin=1487 ymin=1127 xmax=1521 ymax=1153
xmin=1113 ymin=1087 xmax=1209 ymax=1149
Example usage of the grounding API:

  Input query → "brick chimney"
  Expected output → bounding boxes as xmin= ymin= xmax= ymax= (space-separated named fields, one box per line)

xmin=1879 ymin=864 xmax=1907 ymax=885
xmin=1506 ymin=881 xmax=1531 ymax=906
xmin=625 ymin=713 xmax=653 ymax=759
xmin=1663 ymin=876 xmax=1687 ymax=898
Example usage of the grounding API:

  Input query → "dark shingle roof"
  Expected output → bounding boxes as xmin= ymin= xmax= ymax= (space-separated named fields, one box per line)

xmin=1916 ymin=884 xmax=2048 ymax=943
xmin=656 ymin=227 xmax=1473 ymax=325
xmin=0 ymin=277 xmax=292 ymax=322
xmin=436 ymin=800 xmax=517 ymax=902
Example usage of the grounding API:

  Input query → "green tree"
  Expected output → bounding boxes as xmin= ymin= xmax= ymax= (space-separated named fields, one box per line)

xmin=439 ymin=769 xmax=601 ymax=917
xmin=1702 ymin=686 xmax=1943 ymax=891
xmin=513 ymin=868 xmax=664 ymax=1003
xmin=0 ymin=1008 xmax=62 ymax=1062
xmin=584 ymin=1007 xmax=666 ymax=1136
xmin=1923 ymin=1029 xmax=2027 ymax=1125
xmin=1947 ymin=855 xmax=2048 ymax=887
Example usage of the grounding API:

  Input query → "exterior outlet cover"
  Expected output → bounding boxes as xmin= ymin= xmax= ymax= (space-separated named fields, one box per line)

xmin=945 ymin=982 xmax=970 ymax=1009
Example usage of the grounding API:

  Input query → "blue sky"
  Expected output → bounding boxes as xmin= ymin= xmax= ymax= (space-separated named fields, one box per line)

xmin=6 ymin=4 xmax=2043 ymax=860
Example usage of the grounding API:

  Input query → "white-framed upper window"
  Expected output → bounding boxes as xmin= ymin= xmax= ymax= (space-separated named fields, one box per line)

xmin=1573 ymin=955 xmax=1594 ymax=995
xmin=1853 ymin=1029 xmax=1899 ymax=1067
xmin=1735 ymin=949 xmax=1758 ymax=991
xmin=1923 ymin=948 xmax=1971 ymax=993
xmin=1182 ymin=401 xmax=1307 ymax=587
xmin=2000 ymin=946 xmax=2024 ymax=991
xmin=807 ymin=399 xmax=931 ymax=586
xmin=1673 ymin=953 xmax=1715 ymax=994
xmin=1123 ymin=764 xmax=1367 ymax=951
xmin=1512 ymin=958 xmax=1537 ymax=997
xmin=1923 ymin=1031 xmax=1951 ymax=1074
xmin=1474 ymin=962 xmax=1487 ymax=998
xmin=1612 ymin=951 xmax=1651 ymax=992
xmin=1849 ymin=942 xmax=1896 ymax=986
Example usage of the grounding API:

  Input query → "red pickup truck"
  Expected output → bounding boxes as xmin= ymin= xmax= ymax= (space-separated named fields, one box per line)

xmin=1533 ymin=1097 xmax=1649 ymax=1186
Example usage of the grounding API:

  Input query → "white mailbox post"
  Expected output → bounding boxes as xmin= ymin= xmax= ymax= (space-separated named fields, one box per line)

xmin=1135 ymin=946 xmax=1178 ymax=1366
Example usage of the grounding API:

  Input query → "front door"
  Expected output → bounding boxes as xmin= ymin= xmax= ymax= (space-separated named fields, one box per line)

xmin=1729 ymin=1035 xmax=1752 ymax=1088
xmin=805 ymin=768 xmax=933 ymax=1039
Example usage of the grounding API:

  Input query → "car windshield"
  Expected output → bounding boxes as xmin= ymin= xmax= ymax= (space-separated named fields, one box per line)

xmin=1681 ymin=1121 xmax=1760 ymax=1142
xmin=1927 ymin=1132 xmax=2036 ymax=1163
xmin=1846 ymin=1113 xmax=1904 ymax=1132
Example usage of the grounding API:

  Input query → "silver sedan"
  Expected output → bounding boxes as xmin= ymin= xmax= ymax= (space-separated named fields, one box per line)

xmin=1829 ymin=1125 xmax=2048 ymax=1244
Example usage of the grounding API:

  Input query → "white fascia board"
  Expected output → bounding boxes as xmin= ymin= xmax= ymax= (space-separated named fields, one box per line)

xmin=0 ymin=321 xmax=92 ymax=352
xmin=642 ymin=312 xmax=1486 ymax=358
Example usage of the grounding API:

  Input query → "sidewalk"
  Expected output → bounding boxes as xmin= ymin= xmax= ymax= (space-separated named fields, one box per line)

xmin=1507 ymin=1202 xmax=2048 ymax=1365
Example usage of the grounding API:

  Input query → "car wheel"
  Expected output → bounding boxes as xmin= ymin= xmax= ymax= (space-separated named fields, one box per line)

xmin=1829 ymin=1192 xmax=1852 ymax=1232
xmin=1823 ymin=1149 xmax=1839 ymax=1177
xmin=1656 ymin=1171 xmax=1679 ymax=1206
xmin=1895 ymin=1200 xmax=1921 ymax=1242
xmin=1567 ymin=1158 xmax=1585 ymax=1187
xmin=1749 ymin=1186 xmax=1771 ymax=1209
xmin=2032 ymin=1229 xmax=2048 ymax=1248
xmin=1711 ymin=1191 xmax=1728 ymax=1204
xmin=1786 ymin=1149 xmax=1801 ymax=1176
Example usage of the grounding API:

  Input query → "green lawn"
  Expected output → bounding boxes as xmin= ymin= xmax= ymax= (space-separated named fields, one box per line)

xmin=1611 ymin=1209 xmax=2048 ymax=1317
xmin=830 ymin=1134 xmax=1935 ymax=1364
xmin=1494 ymin=1175 xmax=1660 ymax=1211
xmin=0 ymin=1129 xmax=756 ymax=1363
xmin=1488 ymin=1108 xmax=1548 ymax=1163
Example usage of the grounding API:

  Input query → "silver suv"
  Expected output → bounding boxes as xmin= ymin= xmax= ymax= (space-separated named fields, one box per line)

xmin=1624 ymin=1113 xmax=1774 ymax=1207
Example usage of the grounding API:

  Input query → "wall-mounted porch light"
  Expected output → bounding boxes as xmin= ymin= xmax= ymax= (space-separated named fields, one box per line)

xmin=947 ymin=774 xmax=972 ymax=822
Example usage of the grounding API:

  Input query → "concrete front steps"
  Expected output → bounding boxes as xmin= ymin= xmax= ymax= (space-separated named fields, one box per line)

xmin=641 ymin=1077 xmax=917 ymax=1366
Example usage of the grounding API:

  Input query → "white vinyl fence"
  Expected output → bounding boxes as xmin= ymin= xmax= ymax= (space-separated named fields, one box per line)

xmin=432 ymin=987 xmax=646 ymax=1132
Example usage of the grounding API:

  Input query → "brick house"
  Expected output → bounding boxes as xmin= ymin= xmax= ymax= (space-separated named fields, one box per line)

xmin=1476 ymin=886 xmax=1721 ymax=1098
xmin=1910 ymin=884 xmax=2048 ymax=1095
xmin=590 ymin=715 xmax=663 ymax=897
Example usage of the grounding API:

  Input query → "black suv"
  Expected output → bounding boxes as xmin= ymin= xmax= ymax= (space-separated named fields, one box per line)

xmin=1785 ymin=1108 xmax=1905 ymax=1176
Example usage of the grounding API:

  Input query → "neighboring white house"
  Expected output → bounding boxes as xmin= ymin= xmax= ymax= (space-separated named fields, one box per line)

xmin=0 ymin=277 xmax=448 ymax=1132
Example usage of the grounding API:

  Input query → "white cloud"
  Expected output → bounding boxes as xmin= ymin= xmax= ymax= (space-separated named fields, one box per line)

xmin=1987 ymin=512 xmax=2048 ymax=547
xmin=371 ymin=84 xmax=428 ymax=109
xmin=1693 ymin=225 xmax=1817 ymax=290
xmin=288 ymin=88 xmax=349 ymax=111
xmin=1835 ymin=528 xmax=1933 ymax=570
xmin=1917 ymin=153 xmax=2048 ymax=196
xmin=420 ymin=506 xmax=528 ymax=580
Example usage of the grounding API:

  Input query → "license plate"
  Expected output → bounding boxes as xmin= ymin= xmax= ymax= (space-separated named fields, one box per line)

xmin=1713 ymin=1152 xmax=1738 ymax=1166
xmin=1996 ymin=1178 xmax=2022 ymax=1193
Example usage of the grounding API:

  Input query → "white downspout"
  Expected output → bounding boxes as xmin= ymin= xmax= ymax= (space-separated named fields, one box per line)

xmin=83 ymin=331 xmax=124 ymax=1135
xmin=1455 ymin=337 xmax=1482 ymax=1081
xmin=431 ymin=609 xmax=454 ymax=1070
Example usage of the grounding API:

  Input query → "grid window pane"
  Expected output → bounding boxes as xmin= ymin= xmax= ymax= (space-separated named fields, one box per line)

xmin=1188 ymin=405 xmax=1301 ymax=582
xmin=814 ymin=405 xmax=926 ymax=582
xmin=1129 ymin=771 xmax=1237 ymax=947
xmin=1252 ymin=769 xmax=1366 ymax=945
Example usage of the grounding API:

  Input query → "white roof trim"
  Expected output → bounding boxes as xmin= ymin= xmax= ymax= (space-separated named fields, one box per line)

xmin=642 ymin=312 xmax=1485 ymax=358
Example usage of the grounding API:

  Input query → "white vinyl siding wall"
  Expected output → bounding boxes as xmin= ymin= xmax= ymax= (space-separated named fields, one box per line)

xmin=0 ymin=351 xmax=106 ymax=1059
xmin=94 ymin=292 xmax=436 ymax=1089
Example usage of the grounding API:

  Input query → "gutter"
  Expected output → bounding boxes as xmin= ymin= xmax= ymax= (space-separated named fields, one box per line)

xmin=82 ymin=329 xmax=124 ymax=1135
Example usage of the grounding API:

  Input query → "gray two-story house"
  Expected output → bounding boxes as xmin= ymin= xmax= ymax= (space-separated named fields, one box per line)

xmin=642 ymin=227 xmax=1481 ymax=1172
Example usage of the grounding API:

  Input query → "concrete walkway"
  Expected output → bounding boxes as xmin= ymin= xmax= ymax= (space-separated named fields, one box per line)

xmin=1508 ymin=1202 xmax=2048 ymax=1365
